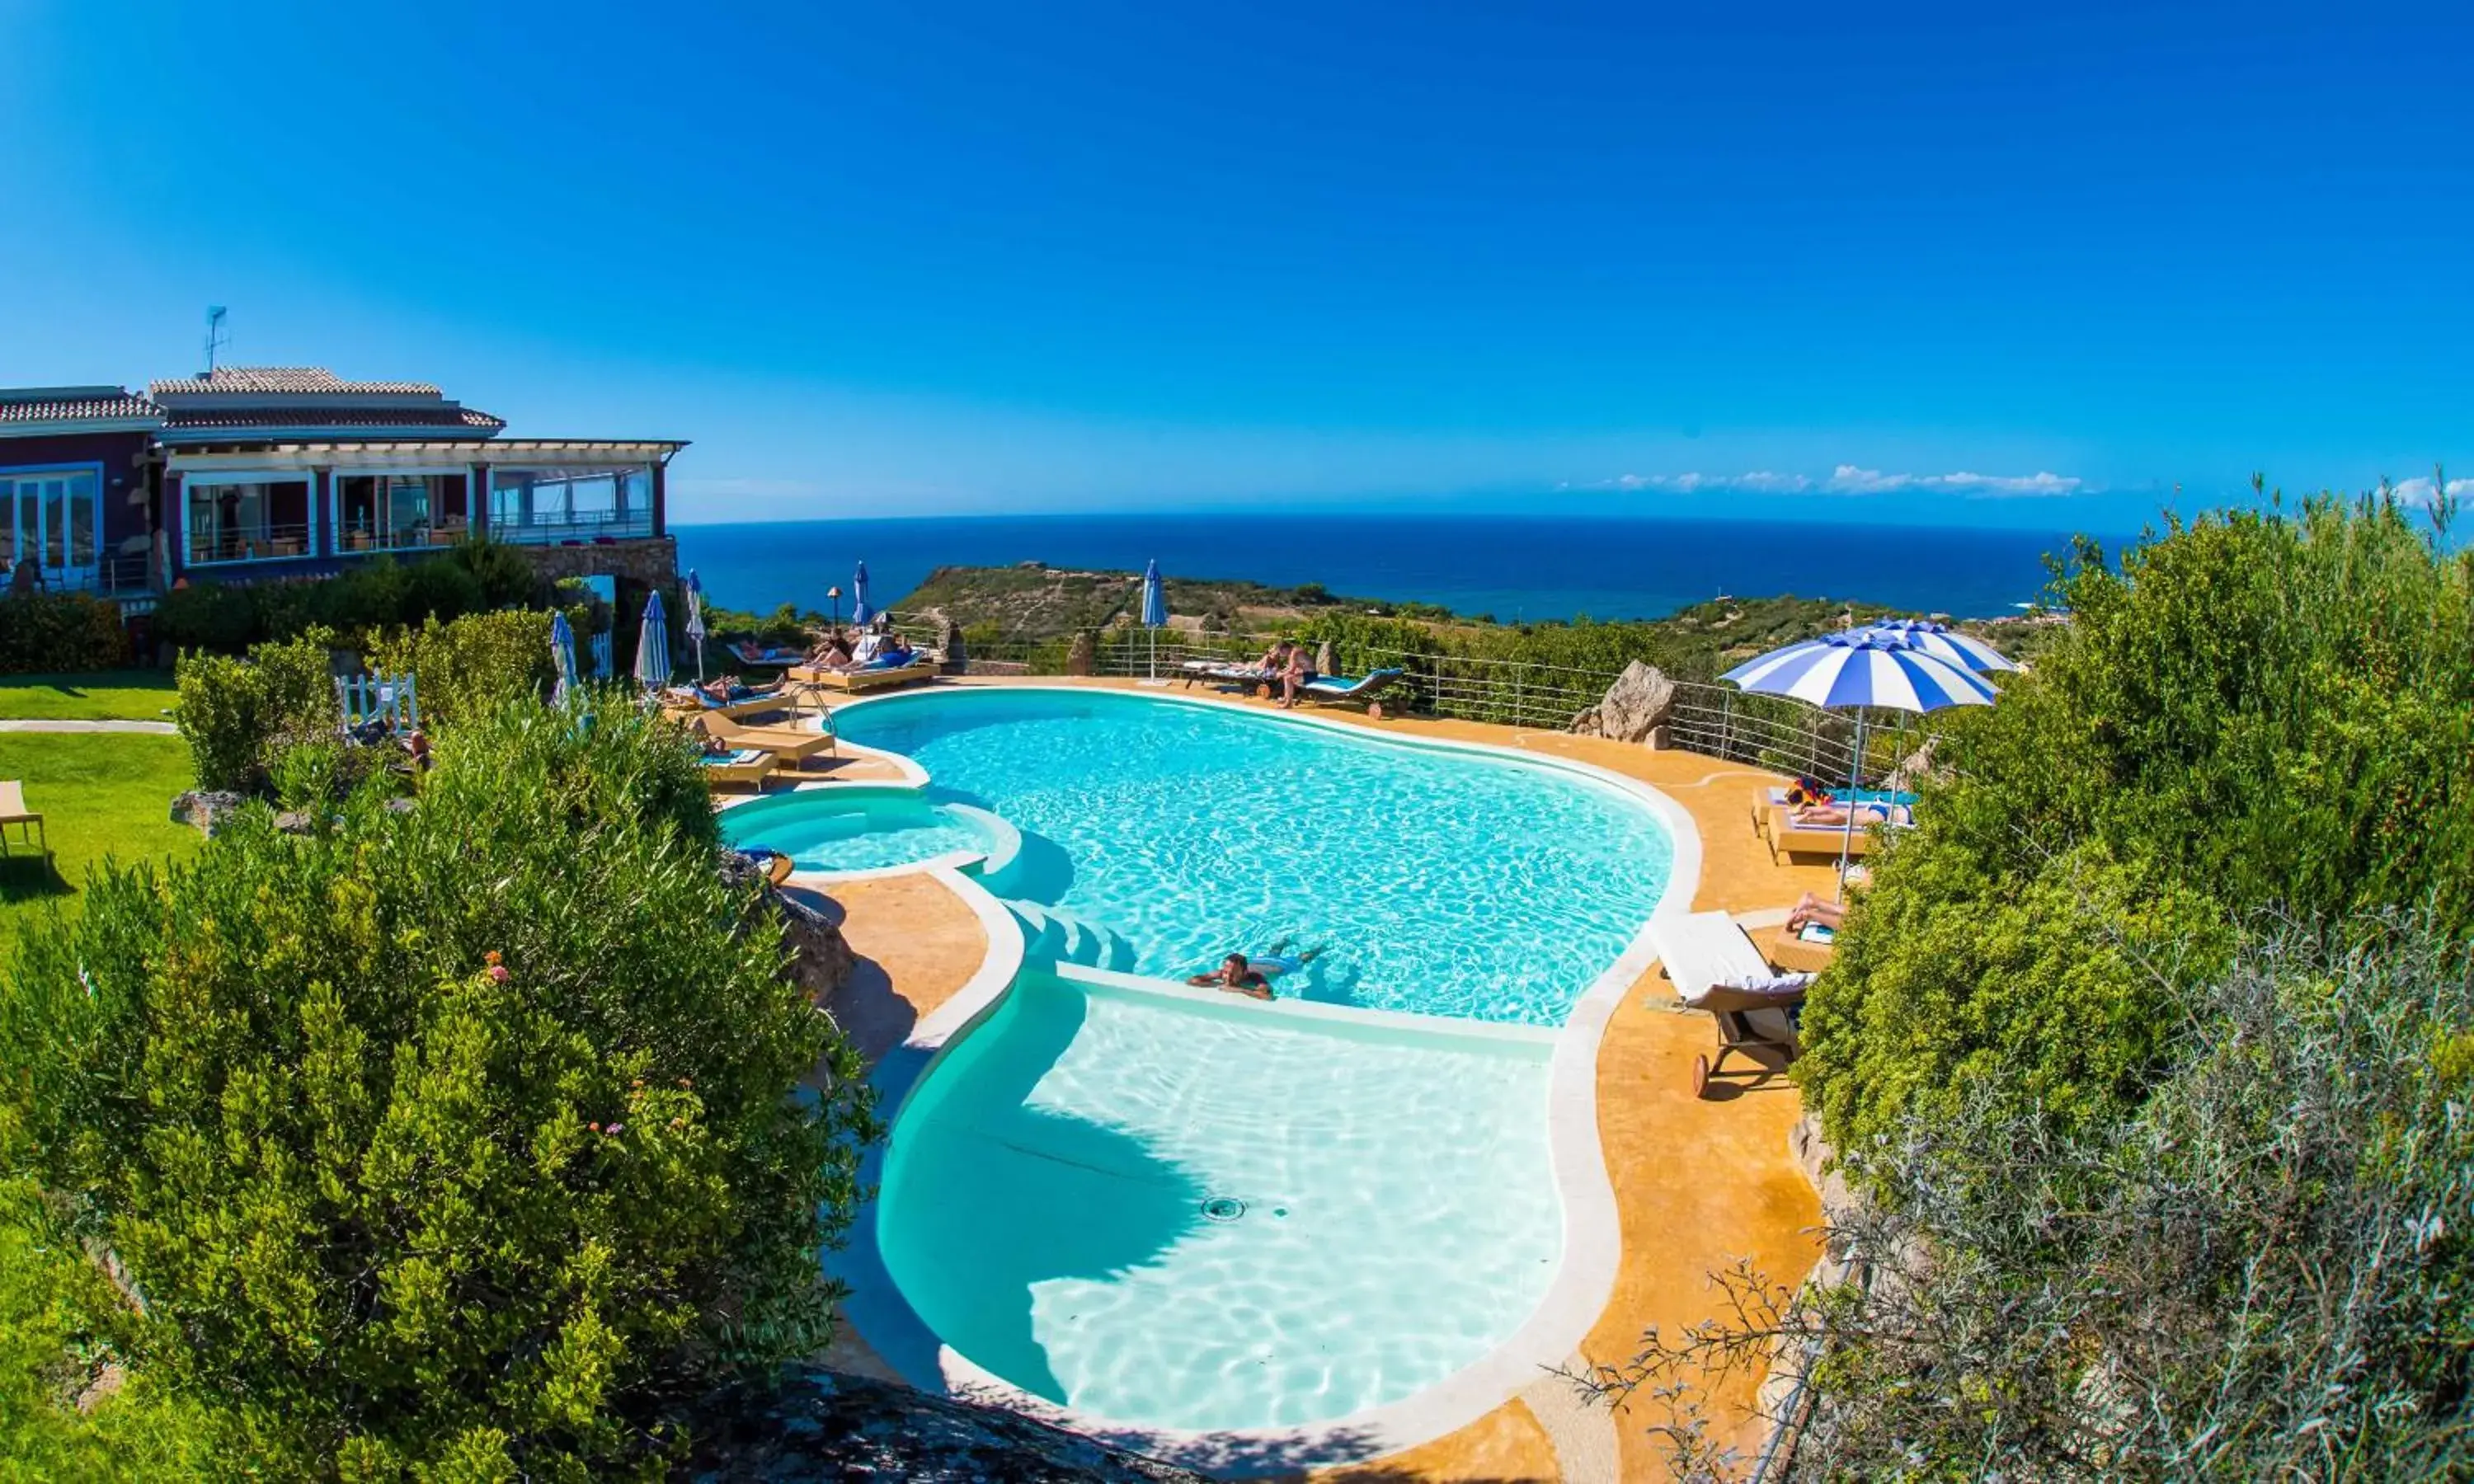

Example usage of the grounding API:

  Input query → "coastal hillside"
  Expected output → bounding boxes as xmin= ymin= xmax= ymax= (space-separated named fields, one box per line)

xmin=889 ymin=561 xmax=2060 ymax=676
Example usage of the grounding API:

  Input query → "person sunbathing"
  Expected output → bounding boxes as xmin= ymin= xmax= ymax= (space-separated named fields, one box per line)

xmin=1790 ymin=800 xmax=1891 ymax=828
xmin=806 ymin=632 xmax=855 ymax=670
xmin=1785 ymin=892 xmax=1844 ymax=932
xmin=1277 ymin=643 xmax=1317 ymax=709
xmin=877 ymin=634 xmax=915 ymax=665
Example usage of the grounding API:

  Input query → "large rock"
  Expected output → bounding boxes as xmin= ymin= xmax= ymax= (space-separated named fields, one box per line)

xmin=684 ymin=1365 xmax=1209 ymax=1482
xmin=1569 ymin=660 xmax=1677 ymax=744
xmin=169 ymin=790 xmax=248 ymax=836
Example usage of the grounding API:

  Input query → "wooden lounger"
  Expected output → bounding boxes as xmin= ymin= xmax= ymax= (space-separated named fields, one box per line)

xmin=698 ymin=750 xmax=779 ymax=791
xmin=1763 ymin=803 xmax=1907 ymax=864
xmin=0 ymin=781 xmax=47 ymax=860
xmin=661 ymin=688 xmax=799 ymax=721
xmin=693 ymin=713 xmax=838 ymax=764
xmin=791 ymin=659 xmax=938 ymax=693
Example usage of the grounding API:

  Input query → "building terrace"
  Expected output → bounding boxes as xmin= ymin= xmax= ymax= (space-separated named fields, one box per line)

xmin=0 ymin=367 xmax=686 ymax=607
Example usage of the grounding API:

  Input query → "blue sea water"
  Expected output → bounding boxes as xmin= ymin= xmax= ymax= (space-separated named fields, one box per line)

xmin=673 ymin=511 xmax=2111 ymax=623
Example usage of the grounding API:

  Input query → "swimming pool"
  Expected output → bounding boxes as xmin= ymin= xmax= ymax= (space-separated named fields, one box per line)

xmin=823 ymin=688 xmax=1672 ymax=1026
xmin=792 ymin=688 xmax=1685 ymax=1450
xmin=868 ymin=973 xmax=1561 ymax=1432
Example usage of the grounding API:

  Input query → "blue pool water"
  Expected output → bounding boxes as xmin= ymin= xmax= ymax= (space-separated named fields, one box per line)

xmin=872 ymin=974 xmax=1561 ymax=1431
xmin=723 ymin=789 xmax=995 ymax=873
xmin=831 ymin=688 xmax=1673 ymax=1025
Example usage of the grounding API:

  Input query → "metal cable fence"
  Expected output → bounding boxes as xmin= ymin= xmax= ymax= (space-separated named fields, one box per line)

xmin=895 ymin=618 xmax=1930 ymax=783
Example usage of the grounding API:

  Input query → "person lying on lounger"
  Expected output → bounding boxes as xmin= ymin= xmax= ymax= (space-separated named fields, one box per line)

xmin=1785 ymin=892 xmax=1843 ymax=932
xmin=1788 ymin=800 xmax=1893 ymax=828
xmin=877 ymin=633 xmax=915 ymax=665
xmin=696 ymin=674 xmax=750 ymax=704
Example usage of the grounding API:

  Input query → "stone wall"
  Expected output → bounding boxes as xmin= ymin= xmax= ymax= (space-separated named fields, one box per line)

xmin=510 ymin=536 xmax=680 ymax=591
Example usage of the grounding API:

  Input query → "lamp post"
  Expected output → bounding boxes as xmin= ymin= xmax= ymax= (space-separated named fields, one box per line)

xmin=827 ymin=585 xmax=842 ymax=634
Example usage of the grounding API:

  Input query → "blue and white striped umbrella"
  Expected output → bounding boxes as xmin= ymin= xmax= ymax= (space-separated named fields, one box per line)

xmin=850 ymin=561 xmax=873 ymax=627
xmin=1721 ymin=632 xmax=1997 ymax=712
xmin=684 ymin=570 xmax=708 ymax=680
xmin=1724 ymin=632 xmax=1995 ymax=897
xmin=549 ymin=610 xmax=581 ymax=709
xmin=1859 ymin=618 xmax=2019 ymax=674
xmin=634 ymin=589 xmax=670 ymax=690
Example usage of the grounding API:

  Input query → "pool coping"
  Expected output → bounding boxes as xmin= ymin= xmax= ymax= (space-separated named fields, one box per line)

xmin=795 ymin=684 xmax=1706 ymax=1474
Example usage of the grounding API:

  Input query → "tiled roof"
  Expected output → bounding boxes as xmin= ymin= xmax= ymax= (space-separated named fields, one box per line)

xmin=148 ymin=367 xmax=444 ymax=397
xmin=160 ymin=405 xmax=507 ymax=432
xmin=0 ymin=387 xmax=162 ymax=425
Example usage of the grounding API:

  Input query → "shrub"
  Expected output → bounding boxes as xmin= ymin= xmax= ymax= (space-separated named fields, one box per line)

xmin=1596 ymin=919 xmax=2474 ymax=1480
xmin=172 ymin=631 xmax=341 ymax=793
xmin=150 ymin=540 xmax=558 ymax=655
xmin=0 ymin=702 xmax=873 ymax=1477
xmin=0 ymin=591 xmax=133 ymax=674
xmin=449 ymin=538 xmax=553 ymax=610
xmin=365 ymin=609 xmax=556 ymax=726
xmin=1800 ymin=496 xmax=2474 ymax=1148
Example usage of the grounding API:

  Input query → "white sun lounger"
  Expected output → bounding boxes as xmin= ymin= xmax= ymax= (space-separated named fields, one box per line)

xmin=1649 ymin=910 xmax=1786 ymax=1004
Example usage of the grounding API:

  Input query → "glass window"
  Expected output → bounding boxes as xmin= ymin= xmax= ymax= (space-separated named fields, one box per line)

xmin=187 ymin=477 xmax=311 ymax=562
xmin=487 ymin=466 xmax=652 ymax=541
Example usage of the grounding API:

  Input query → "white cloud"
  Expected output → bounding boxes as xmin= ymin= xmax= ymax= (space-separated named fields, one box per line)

xmin=2390 ymin=476 xmax=2474 ymax=507
xmin=1564 ymin=470 xmax=1812 ymax=494
xmin=1827 ymin=465 xmax=2082 ymax=497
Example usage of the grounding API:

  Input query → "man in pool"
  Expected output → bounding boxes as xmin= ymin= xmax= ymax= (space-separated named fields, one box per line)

xmin=1188 ymin=940 xmax=1323 ymax=1000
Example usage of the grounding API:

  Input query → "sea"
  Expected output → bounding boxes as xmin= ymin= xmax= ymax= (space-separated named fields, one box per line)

xmin=671 ymin=512 xmax=2115 ymax=624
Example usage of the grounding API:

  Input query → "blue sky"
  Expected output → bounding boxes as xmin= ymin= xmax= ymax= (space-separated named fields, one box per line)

xmin=2 ymin=0 xmax=2467 ymax=530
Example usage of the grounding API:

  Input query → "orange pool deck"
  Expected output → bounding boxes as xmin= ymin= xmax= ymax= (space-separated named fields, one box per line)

xmin=800 ymin=676 xmax=1832 ymax=1482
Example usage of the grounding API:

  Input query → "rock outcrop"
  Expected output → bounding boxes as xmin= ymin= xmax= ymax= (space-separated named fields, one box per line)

xmin=684 ymin=1366 xmax=1209 ymax=1482
xmin=1569 ymin=660 xmax=1678 ymax=745
xmin=169 ymin=790 xmax=247 ymax=835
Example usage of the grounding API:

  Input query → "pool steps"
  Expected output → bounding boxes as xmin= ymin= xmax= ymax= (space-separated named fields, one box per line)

xmin=999 ymin=898 xmax=1137 ymax=972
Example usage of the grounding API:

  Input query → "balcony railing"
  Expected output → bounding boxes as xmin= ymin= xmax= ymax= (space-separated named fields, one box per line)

xmin=487 ymin=510 xmax=656 ymax=546
xmin=189 ymin=523 xmax=317 ymax=566
xmin=14 ymin=553 xmax=155 ymax=597
xmin=336 ymin=517 xmax=473 ymax=555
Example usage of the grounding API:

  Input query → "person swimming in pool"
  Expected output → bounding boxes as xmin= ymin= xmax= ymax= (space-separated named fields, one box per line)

xmin=1190 ymin=953 xmax=1274 ymax=1000
xmin=1188 ymin=940 xmax=1324 ymax=999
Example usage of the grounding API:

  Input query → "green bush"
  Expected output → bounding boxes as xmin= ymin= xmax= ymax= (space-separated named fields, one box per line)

xmin=0 ymin=702 xmax=873 ymax=1477
xmin=1801 ymin=495 xmax=2474 ymax=1153
xmin=1605 ymin=919 xmax=2474 ymax=1480
xmin=0 ymin=592 xmax=133 ymax=674
xmin=172 ymin=631 xmax=341 ymax=793
xmin=366 ymin=609 xmax=556 ymax=726
xmin=0 ymin=1177 xmax=224 ymax=1476
xmin=151 ymin=540 xmax=556 ymax=656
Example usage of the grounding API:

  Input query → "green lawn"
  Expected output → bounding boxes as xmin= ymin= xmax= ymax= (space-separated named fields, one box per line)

xmin=0 ymin=734 xmax=199 ymax=949
xmin=0 ymin=670 xmax=181 ymax=722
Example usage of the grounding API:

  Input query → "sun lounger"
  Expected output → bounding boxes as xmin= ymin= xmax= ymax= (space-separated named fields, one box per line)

xmin=693 ymin=712 xmax=838 ymax=764
xmin=698 ymin=749 xmax=778 ymax=790
xmin=1296 ymin=668 xmax=1408 ymax=716
xmin=661 ymin=684 xmax=800 ymax=721
xmin=1649 ymin=910 xmax=1813 ymax=1095
xmin=1752 ymin=785 xmax=1920 ymax=839
xmin=1177 ymin=660 xmax=1273 ymax=692
xmin=792 ymin=657 xmax=937 ymax=693
xmin=0 ymin=781 xmax=47 ymax=860
xmin=1763 ymin=803 xmax=1910 ymax=864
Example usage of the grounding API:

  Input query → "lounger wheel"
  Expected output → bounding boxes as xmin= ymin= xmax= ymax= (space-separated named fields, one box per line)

xmin=1693 ymin=1054 xmax=1711 ymax=1098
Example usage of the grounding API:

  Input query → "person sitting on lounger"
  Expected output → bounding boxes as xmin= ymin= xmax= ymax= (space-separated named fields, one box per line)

xmin=877 ymin=633 xmax=915 ymax=665
xmin=1277 ymin=643 xmax=1317 ymax=709
xmin=1253 ymin=640 xmax=1289 ymax=677
xmin=1785 ymin=892 xmax=1844 ymax=932
xmin=807 ymin=631 xmax=855 ymax=670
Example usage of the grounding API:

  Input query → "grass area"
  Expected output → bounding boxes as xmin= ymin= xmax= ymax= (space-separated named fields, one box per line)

xmin=0 ymin=669 xmax=180 ymax=722
xmin=0 ymin=733 xmax=199 ymax=949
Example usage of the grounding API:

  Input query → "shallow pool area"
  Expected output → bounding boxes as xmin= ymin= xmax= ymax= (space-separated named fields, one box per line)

xmin=722 ymin=787 xmax=1007 ymax=875
xmin=868 ymin=973 xmax=1562 ymax=1431
xmin=832 ymin=688 xmax=1672 ymax=1026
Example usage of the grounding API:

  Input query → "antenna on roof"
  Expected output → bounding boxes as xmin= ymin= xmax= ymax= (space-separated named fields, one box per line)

xmin=203 ymin=306 xmax=229 ymax=376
